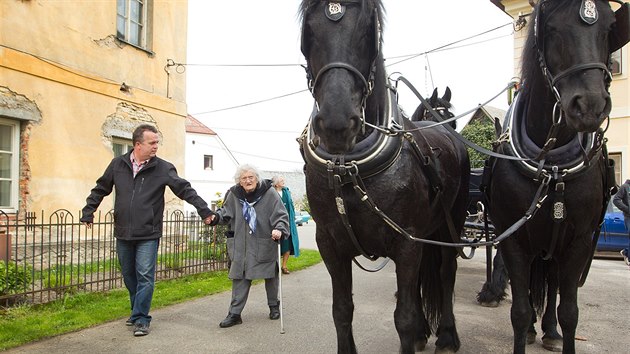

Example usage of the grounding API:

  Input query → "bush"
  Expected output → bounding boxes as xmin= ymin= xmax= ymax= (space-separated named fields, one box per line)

xmin=0 ymin=262 xmax=32 ymax=296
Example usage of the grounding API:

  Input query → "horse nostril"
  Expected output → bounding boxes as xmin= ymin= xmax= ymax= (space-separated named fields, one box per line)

xmin=349 ymin=115 xmax=361 ymax=131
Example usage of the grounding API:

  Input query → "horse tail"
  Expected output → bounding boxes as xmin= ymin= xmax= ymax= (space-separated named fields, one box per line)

xmin=476 ymin=250 xmax=509 ymax=304
xmin=420 ymin=243 xmax=442 ymax=332
xmin=529 ymin=255 xmax=548 ymax=317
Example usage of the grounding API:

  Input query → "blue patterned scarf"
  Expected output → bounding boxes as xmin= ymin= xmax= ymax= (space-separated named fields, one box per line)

xmin=240 ymin=196 xmax=262 ymax=234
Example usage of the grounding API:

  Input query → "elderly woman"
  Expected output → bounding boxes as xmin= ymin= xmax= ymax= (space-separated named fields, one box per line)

xmin=272 ymin=175 xmax=300 ymax=274
xmin=210 ymin=164 xmax=289 ymax=328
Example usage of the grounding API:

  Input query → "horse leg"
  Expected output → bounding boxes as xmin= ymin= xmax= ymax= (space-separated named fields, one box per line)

xmin=527 ymin=295 xmax=538 ymax=345
xmin=501 ymin=246 xmax=533 ymax=354
xmin=541 ymin=260 xmax=562 ymax=352
xmin=435 ymin=244 xmax=460 ymax=353
xmin=318 ymin=241 xmax=356 ymax=354
xmin=556 ymin=243 xmax=590 ymax=354
xmin=394 ymin=248 xmax=426 ymax=354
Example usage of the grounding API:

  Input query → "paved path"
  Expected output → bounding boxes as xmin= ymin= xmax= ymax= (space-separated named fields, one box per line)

xmin=7 ymin=223 xmax=629 ymax=353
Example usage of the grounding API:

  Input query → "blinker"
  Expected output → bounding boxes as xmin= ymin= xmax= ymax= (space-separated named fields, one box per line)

xmin=610 ymin=1 xmax=630 ymax=52
xmin=325 ymin=2 xmax=346 ymax=21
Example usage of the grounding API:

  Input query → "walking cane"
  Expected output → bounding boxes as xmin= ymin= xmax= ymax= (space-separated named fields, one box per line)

xmin=277 ymin=242 xmax=285 ymax=334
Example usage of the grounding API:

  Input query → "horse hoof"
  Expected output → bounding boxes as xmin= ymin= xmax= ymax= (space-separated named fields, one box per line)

xmin=434 ymin=348 xmax=456 ymax=354
xmin=479 ymin=300 xmax=499 ymax=308
xmin=527 ymin=332 xmax=536 ymax=345
xmin=415 ymin=339 xmax=427 ymax=351
xmin=542 ymin=338 xmax=562 ymax=352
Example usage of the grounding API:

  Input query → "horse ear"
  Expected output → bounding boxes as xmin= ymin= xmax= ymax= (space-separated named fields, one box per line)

xmin=430 ymin=88 xmax=438 ymax=101
xmin=443 ymin=87 xmax=452 ymax=103
xmin=610 ymin=2 xmax=630 ymax=53
xmin=494 ymin=118 xmax=503 ymax=139
xmin=301 ymin=18 xmax=309 ymax=58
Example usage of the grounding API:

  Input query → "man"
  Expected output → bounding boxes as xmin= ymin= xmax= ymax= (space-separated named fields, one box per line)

xmin=81 ymin=124 xmax=214 ymax=336
xmin=613 ymin=179 xmax=630 ymax=266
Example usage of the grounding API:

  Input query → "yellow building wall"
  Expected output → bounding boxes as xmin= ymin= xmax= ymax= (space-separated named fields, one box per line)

xmin=1 ymin=0 xmax=189 ymax=214
xmin=497 ymin=0 xmax=630 ymax=182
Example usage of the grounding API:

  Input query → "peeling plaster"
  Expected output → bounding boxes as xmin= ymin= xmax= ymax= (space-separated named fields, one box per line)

xmin=93 ymin=35 xmax=124 ymax=49
xmin=101 ymin=102 xmax=161 ymax=147
xmin=0 ymin=87 xmax=42 ymax=122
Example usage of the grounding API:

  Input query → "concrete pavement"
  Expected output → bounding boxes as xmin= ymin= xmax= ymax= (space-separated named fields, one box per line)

xmin=6 ymin=222 xmax=629 ymax=353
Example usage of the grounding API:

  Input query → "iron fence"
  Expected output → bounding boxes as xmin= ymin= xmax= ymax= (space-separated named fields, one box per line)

xmin=0 ymin=209 xmax=228 ymax=307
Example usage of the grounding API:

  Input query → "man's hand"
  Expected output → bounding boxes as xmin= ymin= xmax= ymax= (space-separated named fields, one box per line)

xmin=271 ymin=229 xmax=282 ymax=241
xmin=82 ymin=222 xmax=93 ymax=229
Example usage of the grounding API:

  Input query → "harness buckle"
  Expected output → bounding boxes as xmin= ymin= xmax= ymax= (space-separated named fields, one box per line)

xmin=335 ymin=196 xmax=346 ymax=215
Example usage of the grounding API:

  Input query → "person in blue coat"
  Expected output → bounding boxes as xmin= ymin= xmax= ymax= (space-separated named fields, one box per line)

xmin=613 ymin=179 xmax=630 ymax=265
xmin=272 ymin=175 xmax=300 ymax=274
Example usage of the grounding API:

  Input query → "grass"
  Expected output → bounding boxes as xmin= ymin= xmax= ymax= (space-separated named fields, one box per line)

xmin=0 ymin=249 xmax=322 ymax=351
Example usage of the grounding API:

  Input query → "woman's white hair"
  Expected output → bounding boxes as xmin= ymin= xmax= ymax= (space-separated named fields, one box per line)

xmin=271 ymin=175 xmax=284 ymax=187
xmin=233 ymin=164 xmax=261 ymax=184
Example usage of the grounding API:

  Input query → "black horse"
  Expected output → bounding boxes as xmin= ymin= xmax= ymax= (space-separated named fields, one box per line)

xmin=299 ymin=1 xmax=469 ymax=353
xmin=410 ymin=87 xmax=457 ymax=130
xmin=486 ymin=1 xmax=627 ymax=353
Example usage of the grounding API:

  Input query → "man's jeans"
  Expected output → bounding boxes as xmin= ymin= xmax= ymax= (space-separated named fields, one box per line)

xmin=116 ymin=239 xmax=159 ymax=325
xmin=624 ymin=217 xmax=630 ymax=258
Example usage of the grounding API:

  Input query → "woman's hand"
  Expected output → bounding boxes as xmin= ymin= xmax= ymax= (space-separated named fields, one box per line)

xmin=271 ymin=229 xmax=282 ymax=241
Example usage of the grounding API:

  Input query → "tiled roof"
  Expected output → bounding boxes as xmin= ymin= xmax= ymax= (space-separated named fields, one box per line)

xmin=186 ymin=115 xmax=216 ymax=135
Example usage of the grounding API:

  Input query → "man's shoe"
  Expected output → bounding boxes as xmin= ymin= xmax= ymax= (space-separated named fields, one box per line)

xmin=125 ymin=318 xmax=134 ymax=326
xmin=269 ymin=305 xmax=280 ymax=320
xmin=219 ymin=313 xmax=242 ymax=328
xmin=133 ymin=322 xmax=150 ymax=336
xmin=621 ymin=250 xmax=629 ymax=265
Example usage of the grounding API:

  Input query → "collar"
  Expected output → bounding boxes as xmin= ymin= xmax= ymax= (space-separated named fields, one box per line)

xmin=130 ymin=152 xmax=150 ymax=166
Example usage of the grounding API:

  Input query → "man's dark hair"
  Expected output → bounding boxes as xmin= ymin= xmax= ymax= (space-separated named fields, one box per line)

xmin=132 ymin=124 xmax=158 ymax=145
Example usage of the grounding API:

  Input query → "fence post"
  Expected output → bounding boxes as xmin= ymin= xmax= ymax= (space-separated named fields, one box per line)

xmin=0 ymin=210 xmax=10 ymax=262
xmin=0 ymin=229 xmax=10 ymax=262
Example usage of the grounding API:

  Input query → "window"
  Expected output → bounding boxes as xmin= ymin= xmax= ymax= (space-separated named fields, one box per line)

xmin=204 ymin=155 xmax=213 ymax=170
xmin=113 ymin=138 xmax=133 ymax=157
xmin=611 ymin=49 xmax=622 ymax=76
xmin=610 ymin=152 xmax=622 ymax=187
xmin=116 ymin=0 xmax=152 ymax=50
xmin=0 ymin=118 xmax=20 ymax=211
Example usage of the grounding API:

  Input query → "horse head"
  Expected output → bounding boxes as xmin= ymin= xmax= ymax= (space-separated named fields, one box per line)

xmin=300 ymin=0 xmax=385 ymax=154
xmin=525 ymin=0 xmax=630 ymax=134
xmin=410 ymin=87 xmax=456 ymax=129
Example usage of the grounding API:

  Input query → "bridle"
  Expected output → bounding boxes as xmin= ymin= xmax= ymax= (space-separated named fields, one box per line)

xmin=423 ymin=105 xmax=453 ymax=121
xmin=302 ymin=1 xmax=381 ymax=119
xmin=535 ymin=0 xmax=615 ymax=112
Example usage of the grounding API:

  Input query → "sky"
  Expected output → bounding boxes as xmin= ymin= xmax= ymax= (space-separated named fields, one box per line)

xmin=186 ymin=0 xmax=516 ymax=172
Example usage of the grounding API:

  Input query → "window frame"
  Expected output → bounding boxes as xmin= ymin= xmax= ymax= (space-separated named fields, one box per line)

xmin=116 ymin=0 xmax=153 ymax=52
xmin=609 ymin=152 xmax=622 ymax=188
xmin=112 ymin=138 xmax=134 ymax=157
xmin=611 ymin=49 xmax=622 ymax=76
xmin=0 ymin=118 xmax=20 ymax=212
xmin=204 ymin=155 xmax=214 ymax=170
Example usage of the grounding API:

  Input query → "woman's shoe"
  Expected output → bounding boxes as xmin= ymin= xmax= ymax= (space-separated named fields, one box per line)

xmin=219 ymin=313 xmax=242 ymax=328
xmin=269 ymin=305 xmax=280 ymax=320
xmin=281 ymin=267 xmax=290 ymax=274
